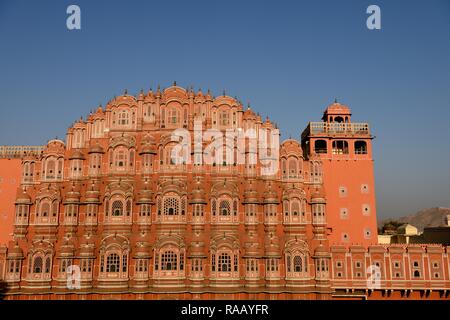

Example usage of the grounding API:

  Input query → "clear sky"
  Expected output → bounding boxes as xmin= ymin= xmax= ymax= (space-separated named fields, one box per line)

xmin=0 ymin=0 xmax=449 ymax=219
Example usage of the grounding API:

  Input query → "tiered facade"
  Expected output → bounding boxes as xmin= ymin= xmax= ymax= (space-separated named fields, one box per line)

xmin=0 ymin=84 xmax=448 ymax=300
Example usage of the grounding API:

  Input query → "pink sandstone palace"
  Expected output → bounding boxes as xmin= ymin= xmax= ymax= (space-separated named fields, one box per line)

xmin=0 ymin=84 xmax=448 ymax=300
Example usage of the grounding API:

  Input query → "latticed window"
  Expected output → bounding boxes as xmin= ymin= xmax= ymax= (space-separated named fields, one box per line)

xmin=122 ymin=254 xmax=127 ymax=272
xmin=291 ymin=201 xmax=300 ymax=216
xmin=60 ymin=259 xmax=68 ymax=273
xmin=192 ymin=259 xmax=202 ymax=271
xmin=245 ymin=204 xmax=256 ymax=216
xmin=9 ymin=260 xmax=20 ymax=273
xmin=157 ymin=198 xmax=162 ymax=215
xmin=81 ymin=259 xmax=92 ymax=272
xmin=154 ymin=253 xmax=159 ymax=271
xmin=114 ymin=149 xmax=127 ymax=168
xmin=118 ymin=111 xmax=129 ymax=125
xmin=218 ymin=253 xmax=231 ymax=272
xmin=52 ymin=201 xmax=58 ymax=216
xmin=45 ymin=257 xmax=51 ymax=273
xmin=106 ymin=253 xmax=120 ymax=273
xmin=168 ymin=109 xmax=179 ymax=124
xmin=266 ymin=258 xmax=279 ymax=272
xmin=219 ymin=200 xmax=230 ymax=216
xmin=40 ymin=202 xmax=50 ymax=217
xmin=65 ymin=204 xmax=78 ymax=217
xmin=294 ymin=256 xmax=302 ymax=272
xmin=219 ymin=110 xmax=229 ymax=126
xmin=161 ymin=251 xmax=177 ymax=270
xmin=140 ymin=204 xmax=151 ymax=216
xmin=212 ymin=199 xmax=217 ymax=216
xmin=288 ymin=158 xmax=297 ymax=177
xmin=181 ymin=198 xmax=186 ymax=215
xmin=180 ymin=253 xmax=184 ymax=270
xmin=87 ymin=204 xmax=98 ymax=217
xmin=164 ymin=197 xmax=179 ymax=216
xmin=136 ymin=259 xmax=148 ymax=272
xmin=33 ymin=256 xmax=43 ymax=273
xmin=126 ymin=200 xmax=132 ymax=216
xmin=112 ymin=200 xmax=123 ymax=216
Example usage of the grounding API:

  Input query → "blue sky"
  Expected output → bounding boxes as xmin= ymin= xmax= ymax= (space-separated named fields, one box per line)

xmin=0 ymin=0 xmax=449 ymax=219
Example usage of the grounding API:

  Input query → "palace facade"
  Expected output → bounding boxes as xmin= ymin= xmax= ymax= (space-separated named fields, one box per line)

xmin=0 ymin=84 xmax=448 ymax=300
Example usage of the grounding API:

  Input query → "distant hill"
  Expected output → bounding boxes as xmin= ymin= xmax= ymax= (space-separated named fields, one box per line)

xmin=379 ymin=207 xmax=450 ymax=232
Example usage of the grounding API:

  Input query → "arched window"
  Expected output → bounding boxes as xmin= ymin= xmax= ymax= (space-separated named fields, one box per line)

xmin=46 ymin=158 xmax=56 ymax=180
xmin=219 ymin=200 xmax=230 ymax=216
xmin=294 ymin=256 xmax=302 ymax=272
xmin=332 ymin=140 xmax=349 ymax=154
xmin=281 ymin=159 xmax=287 ymax=177
xmin=118 ymin=111 xmax=129 ymax=125
xmin=168 ymin=108 xmax=180 ymax=125
xmin=106 ymin=253 xmax=120 ymax=273
xmin=314 ymin=140 xmax=327 ymax=154
xmin=33 ymin=256 xmax=43 ymax=273
xmin=52 ymin=201 xmax=58 ymax=217
xmin=219 ymin=110 xmax=229 ymax=126
xmin=126 ymin=200 xmax=132 ymax=216
xmin=45 ymin=257 xmax=51 ymax=273
xmin=114 ymin=148 xmax=127 ymax=168
xmin=112 ymin=200 xmax=123 ymax=216
xmin=161 ymin=251 xmax=177 ymax=270
xmin=288 ymin=158 xmax=297 ymax=178
xmin=233 ymin=200 xmax=238 ymax=216
xmin=218 ymin=253 xmax=231 ymax=272
xmin=164 ymin=197 xmax=179 ymax=216
xmin=40 ymin=202 xmax=50 ymax=217
xmin=355 ymin=141 xmax=367 ymax=154
xmin=212 ymin=199 xmax=217 ymax=216
xmin=414 ymin=270 xmax=421 ymax=278
xmin=291 ymin=200 xmax=300 ymax=216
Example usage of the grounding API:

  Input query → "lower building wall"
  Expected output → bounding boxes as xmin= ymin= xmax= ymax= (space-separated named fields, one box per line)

xmin=2 ymin=290 xmax=449 ymax=300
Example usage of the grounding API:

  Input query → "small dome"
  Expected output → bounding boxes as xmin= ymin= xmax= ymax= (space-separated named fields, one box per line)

xmin=137 ymin=188 xmax=153 ymax=204
xmin=133 ymin=243 xmax=151 ymax=258
xmin=59 ymin=242 xmax=75 ymax=257
xmin=314 ymin=243 xmax=329 ymax=255
xmin=65 ymin=185 xmax=81 ymax=203
xmin=263 ymin=182 xmax=279 ymax=204
xmin=69 ymin=149 xmax=85 ymax=160
xmin=16 ymin=189 xmax=32 ymax=204
xmin=325 ymin=102 xmax=351 ymax=114
xmin=311 ymin=187 xmax=325 ymax=200
xmin=243 ymin=242 xmax=262 ymax=257
xmin=139 ymin=144 xmax=156 ymax=155
xmin=264 ymin=238 xmax=281 ymax=256
xmin=8 ymin=242 xmax=24 ymax=258
xmin=88 ymin=143 xmax=105 ymax=154
xmin=243 ymin=181 xmax=259 ymax=204
xmin=188 ymin=242 xmax=206 ymax=257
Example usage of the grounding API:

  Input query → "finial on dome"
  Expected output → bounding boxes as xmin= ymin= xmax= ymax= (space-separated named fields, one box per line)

xmin=334 ymin=97 xmax=338 ymax=103
xmin=124 ymin=89 xmax=128 ymax=95
xmin=140 ymin=88 xmax=144 ymax=94
xmin=173 ymin=80 xmax=177 ymax=86
xmin=223 ymin=89 xmax=226 ymax=96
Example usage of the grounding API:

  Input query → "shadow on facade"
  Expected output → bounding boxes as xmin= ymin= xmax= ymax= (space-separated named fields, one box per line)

xmin=0 ymin=280 xmax=7 ymax=300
